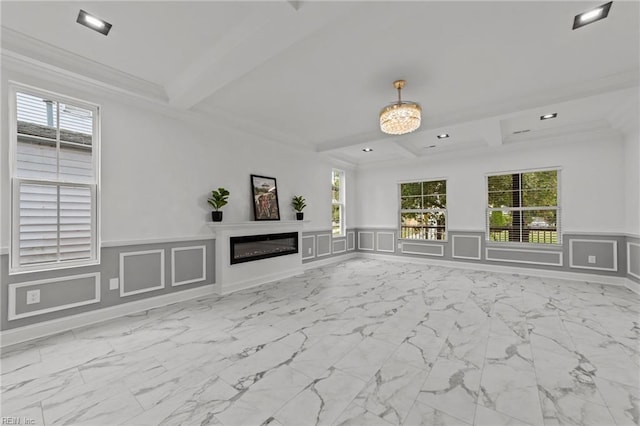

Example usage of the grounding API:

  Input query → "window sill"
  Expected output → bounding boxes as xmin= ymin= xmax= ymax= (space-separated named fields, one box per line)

xmin=9 ymin=259 xmax=100 ymax=276
xmin=484 ymin=241 xmax=562 ymax=250
xmin=398 ymin=238 xmax=448 ymax=243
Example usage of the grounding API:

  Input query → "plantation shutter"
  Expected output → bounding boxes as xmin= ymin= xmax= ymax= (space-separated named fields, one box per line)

xmin=12 ymin=89 xmax=97 ymax=270
xmin=18 ymin=183 xmax=58 ymax=264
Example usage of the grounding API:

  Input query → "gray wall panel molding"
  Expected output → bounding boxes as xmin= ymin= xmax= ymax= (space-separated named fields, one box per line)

xmin=302 ymin=235 xmax=316 ymax=260
xmin=352 ymin=229 xmax=629 ymax=276
xmin=401 ymin=242 xmax=444 ymax=257
xmin=347 ymin=232 xmax=355 ymax=251
xmin=376 ymin=232 xmax=395 ymax=253
xmin=301 ymin=229 xmax=355 ymax=263
xmin=627 ymin=241 xmax=640 ymax=280
xmin=8 ymin=273 xmax=100 ymax=321
xmin=486 ymin=247 xmax=563 ymax=267
xmin=332 ymin=239 xmax=347 ymax=254
xmin=452 ymin=235 xmax=482 ymax=260
xmin=120 ymin=249 xmax=166 ymax=297
xmin=358 ymin=232 xmax=375 ymax=251
xmin=171 ymin=245 xmax=207 ymax=287
xmin=317 ymin=234 xmax=332 ymax=257
xmin=569 ymin=239 xmax=618 ymax=272
xmin=1 ymin=239 xmax=215 ymax=331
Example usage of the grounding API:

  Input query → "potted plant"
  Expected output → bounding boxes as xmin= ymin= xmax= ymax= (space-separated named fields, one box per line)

xmin=208 ymin=187 xmax=230 ymax=222
xmin=291 ymin=195 xmax=306 ymax=220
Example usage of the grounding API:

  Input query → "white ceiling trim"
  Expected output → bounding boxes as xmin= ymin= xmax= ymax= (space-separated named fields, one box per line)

xmin=502 ymin=119 xmax=613 ymax=145
xmin=1 ymin=49 xmax=316 ymax=156
xmin=606 ymin=93 xmax=640 ymax=137
xmin=1 ymin=27 xmax=167 ymax=102
xmin=355 ymin=126 xmax=622 ymax=171
xmin=165 ymin=1 xmax=359 ymax=110
xmin=194 ymin=103 xmax=314 ymax=150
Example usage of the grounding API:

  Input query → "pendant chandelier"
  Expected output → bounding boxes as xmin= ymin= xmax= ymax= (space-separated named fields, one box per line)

xmin=379 ymin=80 xmax=421 ymax=135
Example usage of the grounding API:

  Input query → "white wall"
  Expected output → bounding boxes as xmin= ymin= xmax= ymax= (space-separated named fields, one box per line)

xmin=2 ymin=60 xmax=632 ymax=251
xmin=624 ymin=128 xmax=640 ymax=236
xmin=344 ymin=168 xmax=358 ymax=231
xmin=355 ymin=136 xmax=627 ymax=234
xmin=0 ymin=65 xmax=341 ymax=251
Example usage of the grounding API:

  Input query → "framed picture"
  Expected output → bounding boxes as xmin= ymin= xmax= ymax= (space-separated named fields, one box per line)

xmin=251 ymin=174 xmax=280 ymax=221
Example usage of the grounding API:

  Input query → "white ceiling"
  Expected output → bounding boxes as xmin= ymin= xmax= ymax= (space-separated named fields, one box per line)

xmin=2 ymin=1 xmax=638 ymax=166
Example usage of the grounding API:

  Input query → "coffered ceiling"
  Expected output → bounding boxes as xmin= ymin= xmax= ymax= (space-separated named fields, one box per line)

xmin=2 ymin=1 xmax=638 ymax=166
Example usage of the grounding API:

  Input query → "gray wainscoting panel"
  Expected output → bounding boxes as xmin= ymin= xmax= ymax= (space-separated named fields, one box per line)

xmin=486 ymin=247 xmax=563 ymax=266
xmin=172 ymin=245 xmax=206 ymax=286
xmin=302 ymin=229 xmax=355 ymax=263
xmin=401 ymin=242 xmax=444 ymax=257
xmin=377 ymin=232 xmax=395 ymax=253
xmin=452 ymin=235 xmax=482 ymax=260
xmin=1 ymin=239 xmax=215 ymax=331
xmin=569 ymin=239 xmax=617 ymax=271
xmin=627 ymin=241 xmax=640 ymax=280
xmin=120 ymin=250 xmax=165 ymax=296
xmin=332 ymin=239 xmax=347 ymax=254
xmin=317 ymin=234 xmax=332 ymax=257
xmin=347 ymin=232 xmax=355 ymax=251
xmin=358 ymin=232 xmax=375 ymax=251
xmin=302 ymin=235 xmax=316 ymax=260
xmin=10 ymin=273 xmax=100 ymax=320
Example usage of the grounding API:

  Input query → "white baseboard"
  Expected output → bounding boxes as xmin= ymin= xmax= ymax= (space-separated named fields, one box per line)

xmin=625 ymin=278 xmax=640 ymax=295
xmin=303 ymin=252 xmax=357 ymax=270
xmin=357 ymin=252 xmax=629 ymax=288
xmin=0 ymin=284 xmax=216 ymax=348
xmin=219 ymin=268 xmax=304 ymax=295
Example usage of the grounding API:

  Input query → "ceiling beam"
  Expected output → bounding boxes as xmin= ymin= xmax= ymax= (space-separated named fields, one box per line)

xmin=165 ymin=2 xmax=358 ymax=110
xmin=315 ymin=131 xmax=389 ymax=153
xmin=393 ymin=140 xmax=419 ymax=158
xmin=481 ymin=119 xmax=504 ymax=147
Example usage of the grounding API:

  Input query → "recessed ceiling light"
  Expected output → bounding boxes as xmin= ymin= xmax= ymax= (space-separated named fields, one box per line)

xmin=77 ymin=10 xmax=112 ymax=35
xmin=362 ymin=148 xmax=373 ymax=152
xmin=437 ymin=133 xmax=449 ymax=139
xmin=540 ymin=113 xmax=558 ymax=120
xmin=573 ymin=2 xmax=612 ymax=30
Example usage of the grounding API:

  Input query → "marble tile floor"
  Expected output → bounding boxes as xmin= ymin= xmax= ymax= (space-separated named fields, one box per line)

xmin=1 ymin=258 xmax=639 ymax=426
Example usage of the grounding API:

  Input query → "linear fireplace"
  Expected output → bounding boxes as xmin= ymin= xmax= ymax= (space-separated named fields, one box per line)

xmin=230 ymin=232 xmax=299 ymax=265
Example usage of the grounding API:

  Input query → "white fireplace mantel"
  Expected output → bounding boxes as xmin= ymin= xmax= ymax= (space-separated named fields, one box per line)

xmin=207 ymin=221 xmax=305 ymax=238
xmin=207 ymin=221 xmax=304 ymax=294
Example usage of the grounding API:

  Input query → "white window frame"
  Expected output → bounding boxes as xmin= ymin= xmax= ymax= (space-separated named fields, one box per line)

xmin=9 ymin=82 xmax=101 ymax=274
xmin=485 ymin=167 xmax=561 ymax=246
xmin=332 ymin=169 xmax=345 ymax=237
xmin=399 ymin=179 xmax=448 ymax=242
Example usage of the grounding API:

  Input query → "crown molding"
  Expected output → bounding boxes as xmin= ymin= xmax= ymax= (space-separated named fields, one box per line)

xmin=1 ymin=27 xmax=167 ymax=102
xmin=606 ymin=91 xmax=639 ymax=137
xmin=193 ymin=103 xmax=314 ymax=151
xmin=1 ymin=48 xmax=313 ymax=155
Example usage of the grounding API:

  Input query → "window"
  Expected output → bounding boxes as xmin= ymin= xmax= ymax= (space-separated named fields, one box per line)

xmin=10 ymin=85 xmax=100 ymax=273
xmin=487 ymin=169 xmax=559 ymax=244
xmin=332 ymin=169 xmax=345 ymax=237
xmin=400 ymin=180 xmax=447 ymax=240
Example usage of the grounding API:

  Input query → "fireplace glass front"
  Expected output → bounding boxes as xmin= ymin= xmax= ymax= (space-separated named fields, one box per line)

xmin=230 ymin=232 xmax=298 ymax=265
